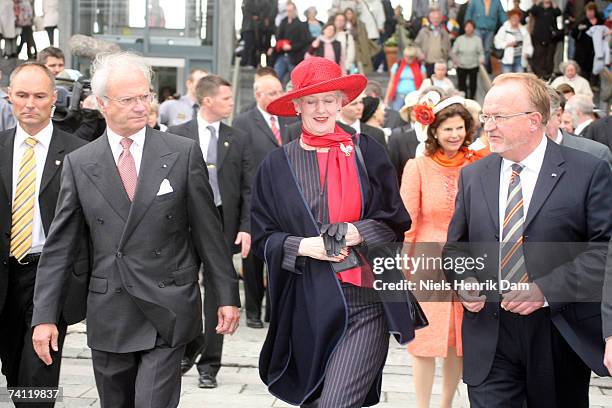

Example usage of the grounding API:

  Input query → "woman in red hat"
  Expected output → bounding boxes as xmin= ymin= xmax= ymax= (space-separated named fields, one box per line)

xmin=251 ymin=57 xmax=424 ymax=407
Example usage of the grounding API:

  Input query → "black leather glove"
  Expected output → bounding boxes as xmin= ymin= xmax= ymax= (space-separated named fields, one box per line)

xmin=320 ymin=222 xmax=348 ymax=256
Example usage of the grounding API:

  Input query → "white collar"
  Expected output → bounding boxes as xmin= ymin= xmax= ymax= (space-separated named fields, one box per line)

xmin=501 ymin=133 xmax=547 ymax=175
xmin=107 ymin=126 xmax=146 ymax=149
xmin=15 ymin=121 xmax=53 ymax=149
xmin=554 ymin=129 xmax=563 ymax=144
xmin=197 ymin=114 xmax=220 ymax=133
xmin=574 ymin=118 xmax=593 ymax=135
xmin=257 ymin=105 xmax=275 ymax=124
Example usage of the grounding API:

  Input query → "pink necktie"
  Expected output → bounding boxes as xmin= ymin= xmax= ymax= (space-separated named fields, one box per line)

xmin=270 ymin=116 xmax=282 ymax=146
xmin=118 ymin=138 xmax=137 ymax=201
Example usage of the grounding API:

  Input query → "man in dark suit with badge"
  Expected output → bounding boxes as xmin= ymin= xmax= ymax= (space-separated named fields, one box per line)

xmin=31 ymin=52 xmax=240 ymax=407
xmin=0 ymin=62 xmax=88 ymax=405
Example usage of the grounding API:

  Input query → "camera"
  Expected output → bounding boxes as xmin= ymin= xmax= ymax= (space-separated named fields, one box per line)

xmin=53 ymin=76 xmax=92 ymax=122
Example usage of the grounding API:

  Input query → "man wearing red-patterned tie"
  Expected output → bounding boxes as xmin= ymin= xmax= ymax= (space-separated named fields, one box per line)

xmin=31 ymin=52 xmax=240 ymax=408
xmin=233 ymin=73 xmax=294 ymax=329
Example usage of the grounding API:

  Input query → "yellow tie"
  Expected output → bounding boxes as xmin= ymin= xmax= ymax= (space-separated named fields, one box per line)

xmin=11 ymin=136 xmax=39 ymax=262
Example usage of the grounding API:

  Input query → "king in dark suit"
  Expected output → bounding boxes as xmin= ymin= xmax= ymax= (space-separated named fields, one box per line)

xmin=444 ymin=73 xmax=612 ymax=408
xmin=0 ymin=62 xmax=88 ymax=406
xmin=168 ymin=74 xmax=254 ymax=388
xmin=31 ymin=52 xmax=240 ymax=408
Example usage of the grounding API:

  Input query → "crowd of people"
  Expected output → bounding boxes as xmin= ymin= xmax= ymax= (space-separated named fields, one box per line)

xmin=239 ymin=0 xmax=611 ymax=113
xmin=0 ymin=2 xmax=610 ymax=408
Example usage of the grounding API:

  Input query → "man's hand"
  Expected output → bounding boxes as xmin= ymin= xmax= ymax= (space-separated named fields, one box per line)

xmin=501 ymin=282 xmax=545 ymax=315
xmin=312 ymin=38 xmax=321 ymax=48
xmin=604 ymin=338 xmax=612 ymax=376
xmin=298 ymin=236 xmax=349 ymax=262
xmin=32 ymin=324 xmax=59 ymax=366
xmin=458 ymin=277 xmax=486 ymax=313
xmin=216 ymin=306 xmax=240 ymax=335
xmin=345 ymin=223 xmax=363 ymax=247
xmin=234 ymin=231 xmax=251 ymax=258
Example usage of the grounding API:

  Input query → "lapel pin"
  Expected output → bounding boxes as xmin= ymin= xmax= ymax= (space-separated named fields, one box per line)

xmin=162 ymin=164 xmax=167 ymax=168
xmin=55 ymin=160 xmax=61 ymax=166
xmin=224 ymin=141 xmax=229 ymax=147
xmin=551 ymin=173 xmax=557 ymax=177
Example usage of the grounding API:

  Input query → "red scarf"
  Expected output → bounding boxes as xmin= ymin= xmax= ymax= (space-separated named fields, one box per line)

xmin=301 ymin=124 xmax=357 ymax=223
xmin=387 ymin=58 xmax=424 ymax=102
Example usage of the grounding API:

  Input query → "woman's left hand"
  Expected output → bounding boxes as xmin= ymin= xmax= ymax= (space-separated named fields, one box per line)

xmin=346 ymin=223 xmax=363 ymax=246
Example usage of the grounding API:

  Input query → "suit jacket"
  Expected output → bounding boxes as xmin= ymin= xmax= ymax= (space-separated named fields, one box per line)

xmin=31 ymin=127 xmax=240 ymax=353
xmin=384 ymin=107 xmax=407 ymax=129
xmin=388 ymin=125 xmax=419 ymax=183
xmin=285 ymin=120 xmax=389 ymax=150
xmin=604 ymin=238 xmax=612 ymax=339
xmin=168 ymin=120 xmax=254 ymax=254
xmin=561 ymin=129 xmax=612 ymax=170
xmin=444 ymin=138 xmax=612 ymax=384
xmin=0 ymin=127 xmax=89 ymax=324
xmin=232 ymin=107 xmax=293 ymax=168
xmin=582 ymin=116 xmax=612 ymax=152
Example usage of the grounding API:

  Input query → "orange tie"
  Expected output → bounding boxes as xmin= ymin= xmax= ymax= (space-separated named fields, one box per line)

xmin=270 ymin=116 xmax=282 ymax=146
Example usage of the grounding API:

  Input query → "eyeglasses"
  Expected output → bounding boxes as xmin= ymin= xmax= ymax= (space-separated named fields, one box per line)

xmin=104 ymin=93 xmax=155 ymax=107
xmin=479 ymin=111 xmax=535 ymax=124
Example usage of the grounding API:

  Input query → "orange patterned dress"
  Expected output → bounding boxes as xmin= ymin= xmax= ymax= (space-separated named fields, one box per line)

xmin=400 ymin=155 xmax=468 ymax=358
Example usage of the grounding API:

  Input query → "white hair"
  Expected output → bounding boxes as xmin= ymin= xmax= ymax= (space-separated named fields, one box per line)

xmin=91 ymin=51 xmax=152 ymax=101
xmin=564 ymin=94 xmax=594 ymax=126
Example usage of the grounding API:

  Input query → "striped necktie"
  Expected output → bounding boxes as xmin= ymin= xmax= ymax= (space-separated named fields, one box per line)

xmin=11 ymin=136 xmax=39 ymax=262
xmin=500 ymin=163 xmax=528 ymax=287
xmin=270 ymin=116 xmax=282 ymax=146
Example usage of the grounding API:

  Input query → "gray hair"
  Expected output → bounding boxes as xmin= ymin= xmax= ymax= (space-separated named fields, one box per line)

xmin=559 ymin=60 xmax=581 ymax=76
xmin=91 ymin=51 xmax=153 ymax=100
xmin=564 ymin=94 xmax=593 ymax=126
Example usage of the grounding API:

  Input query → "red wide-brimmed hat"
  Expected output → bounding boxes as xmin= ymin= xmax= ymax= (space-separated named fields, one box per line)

xmin=266 ymin=57 xmax=368 ymax=117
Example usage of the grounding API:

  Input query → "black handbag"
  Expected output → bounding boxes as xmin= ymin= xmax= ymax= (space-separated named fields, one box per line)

xmin=489 ymin=44 xmax=505 ymax=60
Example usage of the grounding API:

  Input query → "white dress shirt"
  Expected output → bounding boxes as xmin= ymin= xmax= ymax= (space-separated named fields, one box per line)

xmin=11 ymin=122 xmax=54 ymax=255
xmin=340 ymin=118 xmax=361 ymax=134
xmin=554 ymin=129 xmax=563 ymax=145
xmin=257 ymin=106 xmax=277 ymax=131
xmin=107 ymin=126 xmax=146 ymax=176
xmin=574 ymin=118 xmax=593 ymax=136
xmin=498 ymin=134 xmax=547 ymax=238
xmin=196 ymin=115 xmax=220 ymax=156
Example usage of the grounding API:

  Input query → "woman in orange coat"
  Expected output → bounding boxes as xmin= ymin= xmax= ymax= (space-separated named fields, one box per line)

xmin=400 ymin=94 xmax=488 ymax=408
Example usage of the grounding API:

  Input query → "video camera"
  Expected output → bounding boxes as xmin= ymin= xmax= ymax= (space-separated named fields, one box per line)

xmin=53 ymin=75 xmax=92 ymax=122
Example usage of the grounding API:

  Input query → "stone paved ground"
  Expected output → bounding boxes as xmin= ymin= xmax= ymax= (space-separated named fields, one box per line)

xmin=2 ymin=282 xmax=612 ymax=407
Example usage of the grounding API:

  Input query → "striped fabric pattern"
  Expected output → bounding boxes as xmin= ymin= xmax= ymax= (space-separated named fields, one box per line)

xmin=10 ymin=136 xmax=39 ymax=261
xmin=500 ymin=164 xmax=528 ymax=285
xmin=315 ymin=285 xmax=389 ymax=408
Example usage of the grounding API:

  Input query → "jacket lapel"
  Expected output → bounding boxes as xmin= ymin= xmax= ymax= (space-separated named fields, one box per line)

xmin=186 ymin=119 xmax=199 ymax=145
xmin=0 ymin=129 xmax=15 ymax=202
xmin=80 ymin=135 xmax=132 ymax=221
xmin=480 ymin=155 xmax=502 ymax=236
xmin=217 ymin=123 xmax=232 ymax=170
xmin=253 ymin=109 xmax=279 ymax=146
xmin=39 ymin=127 xmax=65 ymax=195
xmin=524 ymin=139 xmax=565 ymax=230
xmin=120 ymin=128 xmax=178 ymax=246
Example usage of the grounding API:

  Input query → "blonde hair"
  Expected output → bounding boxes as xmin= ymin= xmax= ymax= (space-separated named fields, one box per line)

xmin=491 ymin=73 xmax=550 ymax=125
